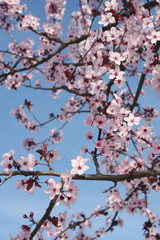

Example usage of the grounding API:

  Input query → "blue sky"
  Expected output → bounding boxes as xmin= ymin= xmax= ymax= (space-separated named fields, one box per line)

xmin=1 ymin=1 xmax=160 ymax=239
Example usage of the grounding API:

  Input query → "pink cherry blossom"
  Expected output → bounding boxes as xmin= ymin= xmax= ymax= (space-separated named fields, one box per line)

xmin=71 ymin=156 xmax=89 ymax=175
xmin=142 ymin=16 xmax=154 ymax=29
xmin=22 ymin=137 xmax=37 ymax=151
xmin=49 ymin=128 xmax=63 ymax=144
xmin=85 ymin=130 xmax=93 ymax=139
xmin=60 ymin=170 xmax=72 ymax=189
xmin=98 ymin=13 xmax=115 ymax=26
xmin=16 ymin=179 xmax=23 ymax=189
xmin=124 ymin=113 xmax=140 ymax=127
xmin=66 ymin=181 xmax=79 ymax=199
xmin=18 ymin=13 xmax=40 ymax=31
xmin=109 ymin=66 xmax=125 ymax=79
xmin=93 ymin=114 xmax=107 ymax=129
xmin=95 ymin=227 xmax=106 ymax=238
xmin=109 ymin=51 xmax=126 ymax=65
xmin=105 ymin=27 xmax=120 ymax=42
xmin=145 ymin=209 xmax=158 ymax=222
xmin=147 ymin=30 xmax=160 ymax=44
xmin=152 ymin=139 xmax=160 ymax=154
xmin=90 ymin=80 xmax=106 ymax=95
xmin=10 ymin=229 xmax=30 ymax=240
xmin=46 ymin=148 xmax=61 ymax=163
xmin=105 ymin=0 xmax=118 ymax=11
xmin=45 ymin=179 xmax=62 ymax=199
xmin=1 ymin=149 xmax=15 ymax=172
xmin=58 ymin=211 xmax=67 ymax=229
xmin=106 ymin=103 xmax=120 ymax=116
xmin=84 ymin=115 xmax=93 ymax=126
xmin=17 ymin=154 xmax=35 ymax=171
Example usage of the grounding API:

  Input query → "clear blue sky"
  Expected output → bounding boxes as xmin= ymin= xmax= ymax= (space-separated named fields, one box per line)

xmin=1 ymin=1 xmax=160 ymax=239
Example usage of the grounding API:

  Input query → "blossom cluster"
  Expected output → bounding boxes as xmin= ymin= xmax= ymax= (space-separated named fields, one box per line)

xmin=2 ymin=0 xmax=160 ymax=239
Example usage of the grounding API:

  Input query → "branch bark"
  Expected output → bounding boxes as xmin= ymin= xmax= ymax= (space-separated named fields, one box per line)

xmin=1 ymin=168 xmax=160 ymax=184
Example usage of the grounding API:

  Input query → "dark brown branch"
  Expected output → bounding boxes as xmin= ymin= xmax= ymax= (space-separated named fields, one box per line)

xmin=22 ymin=84 xmax=93 ymax=98
xmin=1 ymin=168 xmax=160 ymax=183
xmin=130 ymin=73 xmax=146 ymax=111
xmin=29 ymin=193 xmax=60 ymax=239
xmin=105 ymin=211 xmax=118 ymax=232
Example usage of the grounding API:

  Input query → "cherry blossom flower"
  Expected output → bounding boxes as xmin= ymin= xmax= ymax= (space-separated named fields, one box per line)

xmin=109 ymin=51 xmax=125 ymax=65
xmin=57 ymin=182 xmax=79 ymax=208
xmin=23 ymin=180 xmax=36 ymax=195
xmin=118 ymin=217 xmax=123 ymax=227
xmin=16 ymin=179 xmax=23 ymax=189
xmin=16 ymin=178 xmax=36 ymax=195
xmin=109 ymin=66 xmax=125 ymax=80
xmin=17 ymin=154 xmax=35 ymax=171
xmin=152 ymin=139 xmax=160 ymax=154
xmin=148 ymin=226 xmax=157 ymax=236
xmin=95 ymin=227 xmax=106 ymax=238
xmin=107 ymin=189 xmax=125 ymax=211
xmin=147 ymin=30 xmax=160 ymax=44
xmin=46 ymin=148 xmax=61 ymax=163
xmin=90 ymin=80 xmax=106 ymax=95
xmin=98 ymin=13 xmax=115 ymax=26
xmin=151 ymin=66 xmax=160 ymax=96
xmin=117 ymin=123 xmax=131 ymax=138
xmin=109 ymin=66 xmax=126 ymax=88
xmin=93 ymin=114 xmax=107 ymax=129
xmin=105 ymin=27 xmax=120 ymax=42
xmin=1 ymin=149 xmax=15 ymax=172
xmin=95 ymin=140 xmax=102 ymax=149
xmin=49 ymin=128 xmax=63 ymax=144
xmin=142 ymin=16 xmax=154 ymax=29
xmin=124 ymin=113 xmax=140 ymax=127
xmin=114 ymin=76 xmax=126 ymax=88
xmin=104 ymin=0 xmax=118 ymax=11
xmin=57 ymin=211 xmax=67 ymax=229
xmin=10 ymin=105 xmax=38 ymax=132
xmin=22 ymin=137 xmax=37 ymax=151
xmin=60 ymin=170 xmax=72 ymax=189
xmin=84 ymin=115 xmax=93 ymax=126
xmin=106 ymin=103 xmax=120 ymax=116
xmin=145 ymin=209 xmax=158 ymax=222
xmin=45 ymin=179 xmax=62 ymax=199
xmin=71 ymin=156 xmax=89 ymax=175
xmin=85 ymin=130 xmax=93 ymax=139
xmin=10 ymin=229 xmax=30 ymax=240
xmin=66 ymin=181 xmax=79 ymax=198
xmin=80 ymin=143 xmax=88 ymax=154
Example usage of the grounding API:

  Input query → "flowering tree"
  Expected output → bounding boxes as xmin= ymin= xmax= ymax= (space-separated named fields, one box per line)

xmin=1 ymin=0 xmax=160 ymax=239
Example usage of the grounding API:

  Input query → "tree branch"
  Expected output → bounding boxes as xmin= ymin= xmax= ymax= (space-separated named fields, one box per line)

xmin=1 ymin=168 xmax=160 ymax=183
xmin=29 ymin=194 xmax=59 ymax=239
xmin=130 ymin=73 xmax=146 ymax=111
xmin=22 ymin=84 xmax=93 ymax=98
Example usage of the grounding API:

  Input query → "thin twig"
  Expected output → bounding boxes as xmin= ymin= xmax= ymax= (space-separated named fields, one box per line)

xmin=0 ymin=172 xmax=13 ymax=186
xmin=103 ymin=182 xmax=117 ymax=193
